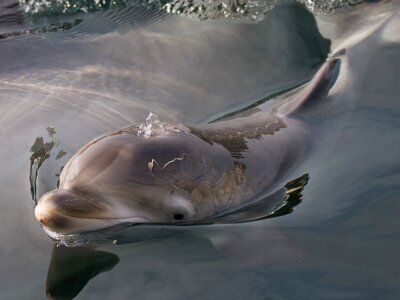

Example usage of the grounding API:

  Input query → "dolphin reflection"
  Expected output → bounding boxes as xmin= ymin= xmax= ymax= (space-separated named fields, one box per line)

xmin=46 ymin=245 xmax=119 ymax=300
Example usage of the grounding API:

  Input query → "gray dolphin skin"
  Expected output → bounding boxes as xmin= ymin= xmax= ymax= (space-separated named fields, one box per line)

xmin=35 ymin=57 xmax=341 ymax=234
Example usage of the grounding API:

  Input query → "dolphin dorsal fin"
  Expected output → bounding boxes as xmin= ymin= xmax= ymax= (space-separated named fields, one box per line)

xmin=278 ymin=58 xmax=341 ymax=117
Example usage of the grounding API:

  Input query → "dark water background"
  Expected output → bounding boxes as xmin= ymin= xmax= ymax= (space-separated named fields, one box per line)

xmin=0 ymin=0 xmax=399 ymax=299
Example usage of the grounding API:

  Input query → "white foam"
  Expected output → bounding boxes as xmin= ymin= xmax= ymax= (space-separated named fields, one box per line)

xmin=137 ymin=112 xmax=166 ymax=137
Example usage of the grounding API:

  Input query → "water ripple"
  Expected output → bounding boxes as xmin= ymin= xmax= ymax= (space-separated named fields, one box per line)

xmin=20 ymin=0 xmax=365 ymax=22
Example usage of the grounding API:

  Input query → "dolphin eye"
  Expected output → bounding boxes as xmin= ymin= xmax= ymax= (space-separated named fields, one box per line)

xmin=173 ymin=213 xmax=185 ymax=221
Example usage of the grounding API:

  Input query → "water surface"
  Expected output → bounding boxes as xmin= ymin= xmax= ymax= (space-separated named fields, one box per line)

xmin=0 ymin=0 xmax=399 ymax=299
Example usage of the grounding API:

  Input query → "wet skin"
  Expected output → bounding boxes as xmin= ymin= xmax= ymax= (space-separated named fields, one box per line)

xmin=35 ymin=58 xmax=341 ymax=234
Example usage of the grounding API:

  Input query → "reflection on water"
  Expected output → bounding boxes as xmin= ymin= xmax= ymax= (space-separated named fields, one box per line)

xmin=0 ymin=0 xmax=366 ymax=43
xmin=46 ymin=245 xmax=119 ymax=300
xmin=21 ymin=0 xmax=359 ymax=20
xmin=0 ymin=0 xmax=399 ymax=299
xmin=0 ymin=18 xmax=82 ymax=40
xmin=29 ymin=127 xmax=66 ymax=203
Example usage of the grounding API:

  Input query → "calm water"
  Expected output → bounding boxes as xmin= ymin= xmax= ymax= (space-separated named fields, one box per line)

xmin=0 ymin=0 xmax=399 ymax=299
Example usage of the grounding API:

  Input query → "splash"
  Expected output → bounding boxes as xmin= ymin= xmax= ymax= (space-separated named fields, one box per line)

xmin=137 ymin=112 xmax=167 ymax=137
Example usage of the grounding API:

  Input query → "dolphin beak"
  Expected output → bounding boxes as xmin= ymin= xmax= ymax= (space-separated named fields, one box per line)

xmin=35 ymin=189 xmax=151 ymax=234
xmin=35 ymin=204 xmax=78 ymax=234
xmin=35 ymin=189 xmax=109 ymax=234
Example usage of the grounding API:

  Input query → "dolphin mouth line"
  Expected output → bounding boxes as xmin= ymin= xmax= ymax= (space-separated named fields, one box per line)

xmin=36 ymin=205 xmax=151 ymax=222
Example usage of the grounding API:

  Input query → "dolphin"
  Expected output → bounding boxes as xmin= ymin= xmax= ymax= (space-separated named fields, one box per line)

xmin=35 ymin=56 xmax=342 ymax=235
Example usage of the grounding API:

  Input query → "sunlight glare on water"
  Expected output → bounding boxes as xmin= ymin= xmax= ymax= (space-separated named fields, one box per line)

xmin=21 ymin=0 xmax=360 ymax=21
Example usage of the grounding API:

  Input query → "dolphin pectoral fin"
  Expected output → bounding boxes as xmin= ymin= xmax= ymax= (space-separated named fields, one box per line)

xmin=211 ymin=188 xmax=288 ymax=224
xmin=266 ymin=173 xmax=310 ymax=219
xmin=210 ymin=173 xmax=309 ymax=224
xmin=278 ymin=57 xmax=342 ymax=117
xmin=46 ymin=245 xmax=119 ymax=300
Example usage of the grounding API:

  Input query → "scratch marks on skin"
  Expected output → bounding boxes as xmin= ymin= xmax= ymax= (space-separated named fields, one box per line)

xmin=194 ymin=161 xmax=257 ymax=215
xmin=147 ymin=154 xmax=185 ymax=176
xmin=234 ymin=161 xmax=253 ymax=196
xmin=145 ymin=152 xmax=261 ymax=216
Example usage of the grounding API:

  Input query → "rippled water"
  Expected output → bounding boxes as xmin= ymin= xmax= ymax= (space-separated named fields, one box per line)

xmin=20 ymin=0 xmax=352 ymax=20
xmin=0 ymin=0 xmax=399 ymax=299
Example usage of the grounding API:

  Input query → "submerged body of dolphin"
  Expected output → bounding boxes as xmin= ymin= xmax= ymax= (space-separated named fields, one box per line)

xmin=35 ymin=57 xmax=342 ymax=234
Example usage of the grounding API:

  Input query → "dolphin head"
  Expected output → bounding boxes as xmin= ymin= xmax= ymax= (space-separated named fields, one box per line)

xmin=35 ymin=126 xmax=231 ymax=234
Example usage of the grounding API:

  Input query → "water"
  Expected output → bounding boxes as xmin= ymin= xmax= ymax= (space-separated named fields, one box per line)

xmin=0 ymin=0 xmax=399 ymax=299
